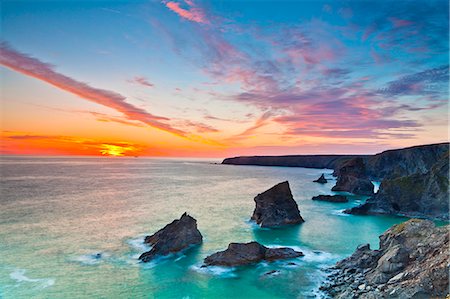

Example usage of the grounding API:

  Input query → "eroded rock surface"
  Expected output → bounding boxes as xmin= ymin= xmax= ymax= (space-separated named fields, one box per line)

xmin=139 ymin=213 xmax=202 ymax=262
xmin=251 ymin=181 xmax=304 ymax=227
xmin=320 ymin=219 xmax=449 ymax=298
xmin=331 ymin=158 xmax=374 ymax=195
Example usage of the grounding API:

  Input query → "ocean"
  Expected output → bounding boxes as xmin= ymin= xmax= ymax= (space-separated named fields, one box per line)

xmin=0 ymin=156 xmax=405 ymax=298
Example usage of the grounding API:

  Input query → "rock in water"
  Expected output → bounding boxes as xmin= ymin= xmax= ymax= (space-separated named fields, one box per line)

xmin=332 ymin=158 xmax=374 ymax=195
xmin=311 ymin=195 xmax=348 ymax=203
xmin=320 ymin=219 xmax=449 ymax=298
xmin=251 ymin=181 xmax=304 ymax=227
xmin=313 ymin=173 xmax=327 ymax=184
xmin=203 ymin=242 xmax=303 ymax=266
xmin=139 ymin=213 xmax=202 ymax=262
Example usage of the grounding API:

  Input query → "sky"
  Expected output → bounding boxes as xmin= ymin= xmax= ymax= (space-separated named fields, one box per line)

xmin=0 ymin=0 xmax=449 ymax=157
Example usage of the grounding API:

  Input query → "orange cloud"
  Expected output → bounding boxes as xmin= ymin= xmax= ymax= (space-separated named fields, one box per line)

xmin=164 ymin=0 xmax=208 ymax=24
xmin=2 ymin=132 xmax=145 ymax=156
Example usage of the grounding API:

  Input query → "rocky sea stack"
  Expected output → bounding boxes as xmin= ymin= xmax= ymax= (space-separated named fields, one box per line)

xmin=139 ymin=213 xmax=203 ymax=262
xmin=331 ymin=157 xmax=374 ymax=195
xmin=320 ymin=219 xmax=449 ymax=298
xmin=312 ymin=195 xmax=348 ymax=203
xmin=203 ymin=241 xmax=303 ymax=267
xmin=313 ymin=174 xmax=327 ymax=184
xmin=251 ymin=181 xmax=304 ymax=227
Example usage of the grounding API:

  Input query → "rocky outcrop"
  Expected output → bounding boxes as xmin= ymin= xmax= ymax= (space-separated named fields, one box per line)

xmin=331 ymin=158 xmax=374 ymax=195
xmin=345 ymin=153 xmax=449 ymax=220
xmin=203 ymin=242 xmax=303 ymax=267
xmin=139 ymin=213 xmax=203 ymax=262
xmin=312 ymin=195 xmax=348 ymax=203
xmin=320 ymin=219 xmax=449 ymax=299
xmin=251 ymin=181 xmax=304 ymax=227
xmin=313 ymin=174 xmax=327 ymax=184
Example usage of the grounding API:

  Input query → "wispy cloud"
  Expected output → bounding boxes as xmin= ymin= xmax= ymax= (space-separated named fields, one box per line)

xmin=163 ymin=0 xmax=208 ymax=24
xmin=128 ymin=76 xmax=154 ymax=88
xmin=0 ymin=42 xmax=186 ymax=136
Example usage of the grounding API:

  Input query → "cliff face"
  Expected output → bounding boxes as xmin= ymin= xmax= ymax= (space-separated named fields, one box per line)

xmin=320 ymin=219 xmax=449 ymax=299
xmin=346 ymin=152 xmax=449 ymax=220
xmin=364 ymin=142 xmax=449 ymax=179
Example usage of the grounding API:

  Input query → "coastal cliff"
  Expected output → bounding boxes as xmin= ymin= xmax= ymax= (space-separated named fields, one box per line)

xmin=346 ymin=152 xmax=449 ymax=220
xmin=320 ymin=219 xmax=449 ymax=298
xmin=222 ymin=143 xmax=449 ymax=180
xmin=222 ymin=155 xmax=367 ymax=169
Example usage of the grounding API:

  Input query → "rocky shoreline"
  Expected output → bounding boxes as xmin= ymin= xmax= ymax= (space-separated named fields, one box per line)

xmin=320 ymin=219 xmax=449 ymax=298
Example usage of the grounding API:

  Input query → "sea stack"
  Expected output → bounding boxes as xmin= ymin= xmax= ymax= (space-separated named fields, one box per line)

xmin=139 ymin=212 xmax=203 ymax=262
xmin=203 ymin=241 xmax=303 ymax=267
xmin=332 ymin=158 xmax=374 ymax=195
xmin=313 ymin=173 xmax=327 ymax=184
xmin=251 ymin=181 xmax=304 ymax=227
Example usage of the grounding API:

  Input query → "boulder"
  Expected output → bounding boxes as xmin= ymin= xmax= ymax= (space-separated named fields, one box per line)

xmin=320 ymin=219 xmax=449 ymax=298
xmin=332 ymin=158 xmax=374 ymax=195
xmin=312 ymin=195 xmax=348 ymax=203
xmin=139 ymin=212 xmax=202 ymax=262
xmin=203 ymin=241 xmax=303 ymax=267
xmin=251 ymin=181 xmax=304 ymax=227
xmin=313 ymin=174 xmax=327 ymax=184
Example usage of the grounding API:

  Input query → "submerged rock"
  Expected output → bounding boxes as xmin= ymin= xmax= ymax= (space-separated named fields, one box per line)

xmin=345 ymin=152 xmax=449 ymax=220
xmin=311 ymin=194 xmax=348 ymax=203
xmin=139 ymin=213 xmax=202 ymax=262
xmin=320 ymin=219 xmax=449 ymax=298
xmin=313 ymin=174 xmax=327 ymax=184
xmin=332 ymin=158 xmax=374 ymax=195
xmin=203 ymin=242 xmax=303 ymax=267
xmin=251 ymin=181 xmax=304 ymax=227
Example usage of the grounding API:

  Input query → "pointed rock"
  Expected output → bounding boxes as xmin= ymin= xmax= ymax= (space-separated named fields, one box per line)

xmin=139 ymin=213 xmax=202 ymax=262
xmin=251 ymin=181 xmax=304 ymax=227
xmin=313 ymin=173 xmax=328 ymax=184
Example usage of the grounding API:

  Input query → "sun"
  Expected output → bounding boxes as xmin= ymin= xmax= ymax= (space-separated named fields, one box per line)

xmin=99 ymin=144 xmax=134 ymax=156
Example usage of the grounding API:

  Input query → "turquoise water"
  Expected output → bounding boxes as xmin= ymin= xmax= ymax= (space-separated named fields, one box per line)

xmin=0 ymin=157 xmax=407 ymax=298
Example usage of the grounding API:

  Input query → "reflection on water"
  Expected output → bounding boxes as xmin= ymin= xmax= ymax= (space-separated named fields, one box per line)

xmin=0 ymin=156 xmax=406 ymax=298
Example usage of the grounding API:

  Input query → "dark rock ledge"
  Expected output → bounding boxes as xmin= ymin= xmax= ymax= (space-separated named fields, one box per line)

xmin=203 ymin=241 xmax=303 ymax=267
xmin=312 ymin=195 xmax=348 ymax=203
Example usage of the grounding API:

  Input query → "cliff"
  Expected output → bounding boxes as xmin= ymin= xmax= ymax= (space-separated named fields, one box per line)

xmin=222 ymin=143 xmax=449 ymax=181
xmin=346 ymin=152 xmax=449 ymax=220
xmin=320 ymin=219 xmax=449 ymax=298
xmin=222 ymin=155 xmax=367 ymax=169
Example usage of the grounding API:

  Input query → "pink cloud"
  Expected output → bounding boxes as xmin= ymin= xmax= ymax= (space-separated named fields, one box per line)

xmin=0 ymin=43 xmax=186 ymax=137
xmin=164 ymin=0 xmax=208 ymax=24
xmin=389 ymin=17 xmax=413 ymax=28
xmin=129 ymin=76 xmax=154 ymax=88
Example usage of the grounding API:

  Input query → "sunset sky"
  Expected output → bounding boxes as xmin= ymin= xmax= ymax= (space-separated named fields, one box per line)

xmin=1 ymin=0 xmax=448 ymax=157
